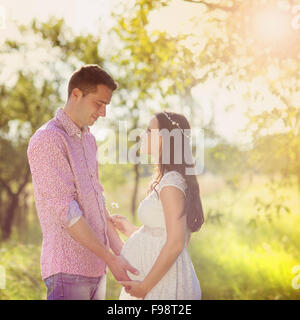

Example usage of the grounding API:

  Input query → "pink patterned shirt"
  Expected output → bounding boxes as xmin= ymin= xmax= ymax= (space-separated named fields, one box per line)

xmin=27 ymin=108 xmax=110 ymax=280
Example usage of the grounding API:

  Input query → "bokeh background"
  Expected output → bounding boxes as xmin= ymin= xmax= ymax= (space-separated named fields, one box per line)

xmin=0 ymin=0 xmax=300 ymax=300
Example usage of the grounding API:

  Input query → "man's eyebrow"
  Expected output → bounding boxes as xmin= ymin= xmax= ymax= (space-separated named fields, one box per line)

xmin=96 ymin=99 xmax=110 ymax=104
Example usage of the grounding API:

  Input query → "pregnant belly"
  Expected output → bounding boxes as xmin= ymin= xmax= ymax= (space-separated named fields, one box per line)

xmin=120 ymin=226 xmax=167 ymax=281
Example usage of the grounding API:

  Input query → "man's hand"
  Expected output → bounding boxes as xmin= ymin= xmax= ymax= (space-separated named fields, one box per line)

xmin=107 ymin=254 xmax=140 ymax=281
xmin=66 ymin=216 xmax=139 ymax=281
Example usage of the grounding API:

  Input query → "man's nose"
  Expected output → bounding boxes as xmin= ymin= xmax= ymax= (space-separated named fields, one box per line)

xmin=98 ymin=106 xmax=106 ymax=117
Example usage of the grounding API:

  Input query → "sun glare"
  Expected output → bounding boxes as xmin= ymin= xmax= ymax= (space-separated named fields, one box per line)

xmin=251 ymin=7 xmax=291 ymax=45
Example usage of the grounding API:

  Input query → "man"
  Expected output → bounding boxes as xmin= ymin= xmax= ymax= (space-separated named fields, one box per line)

xmin=27 ymin=65 xmax=139 ymax=300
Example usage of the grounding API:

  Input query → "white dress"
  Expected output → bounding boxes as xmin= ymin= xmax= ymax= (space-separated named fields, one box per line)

xmin=119 ymin=171 xmax=202 ymax=300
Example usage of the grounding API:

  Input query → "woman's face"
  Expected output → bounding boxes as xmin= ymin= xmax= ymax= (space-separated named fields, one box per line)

xmin=141 ymin=116 xmax=161 ymax=161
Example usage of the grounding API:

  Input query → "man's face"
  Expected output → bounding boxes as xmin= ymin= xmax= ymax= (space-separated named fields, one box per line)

xmin=73 ymin=84 xmax=113 ymax=127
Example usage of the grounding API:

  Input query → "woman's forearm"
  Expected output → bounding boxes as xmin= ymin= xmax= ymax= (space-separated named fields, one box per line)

xmin=128 ymin=225 xmax=140 ymax=237
xmin=107 ymin=219 xmax=124 ymax=255
xmin=140 ymin=242 xmax=184 ymax=294
xmin=103 ymin=207 xmax=124 ymax=255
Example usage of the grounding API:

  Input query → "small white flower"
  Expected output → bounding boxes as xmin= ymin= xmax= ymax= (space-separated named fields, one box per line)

xmin=111 ymin=202 xmax=119 ymax=209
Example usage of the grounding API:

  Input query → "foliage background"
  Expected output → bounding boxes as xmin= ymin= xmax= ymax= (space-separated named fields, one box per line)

xmin=0 ymin=0 xmax=300 ymax=299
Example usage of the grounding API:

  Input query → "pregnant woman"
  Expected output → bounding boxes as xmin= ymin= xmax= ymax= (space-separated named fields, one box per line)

xmin=110 ymin=111 xmax=204 ymax=300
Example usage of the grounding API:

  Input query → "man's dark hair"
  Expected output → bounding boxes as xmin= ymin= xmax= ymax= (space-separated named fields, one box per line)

xmin=68 ymin=64 xmax=118 ymax=99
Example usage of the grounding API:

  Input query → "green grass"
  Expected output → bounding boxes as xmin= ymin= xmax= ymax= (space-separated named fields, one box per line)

xmin=189 ymin=176 xmax=300 ymax=300
xmin=0 ymin=242 xmax=45 ymax=300
xmin=1 ymin=174 xmax=300 ymax=300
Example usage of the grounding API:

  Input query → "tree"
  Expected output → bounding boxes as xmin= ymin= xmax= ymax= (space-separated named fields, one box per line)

xmin=107 ymin=0 xmax=203 ymax=218
xmin=181 ymin=0 xmax=300 ymax=179
xmin=0 ymin=72 xmax=61 ymax=240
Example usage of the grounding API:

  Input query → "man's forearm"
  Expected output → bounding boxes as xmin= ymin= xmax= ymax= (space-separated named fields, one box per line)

xmin=66 ymin=216 xmax=115 ymax=265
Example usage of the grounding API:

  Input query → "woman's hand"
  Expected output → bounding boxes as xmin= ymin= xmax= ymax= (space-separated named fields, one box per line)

xmin=109 ymin=214 xmax=138 ymax=237
xmin=119 ymin=280 xmax=148 ymax=299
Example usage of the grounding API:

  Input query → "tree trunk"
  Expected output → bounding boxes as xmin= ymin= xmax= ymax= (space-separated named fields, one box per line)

xmin=2 ymin=194 xmax=18 ymax=241
xmin=131 ymin=163 xmax=140 ymax=222
xmin=0 ymin=167 xmax=31 ymax=241
xmin=16 ymin=189 xmax=29 ymax=241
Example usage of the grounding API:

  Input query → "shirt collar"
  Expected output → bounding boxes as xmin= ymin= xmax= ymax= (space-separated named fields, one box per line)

xmin=55 ymin=108 xmax=90 ymax=137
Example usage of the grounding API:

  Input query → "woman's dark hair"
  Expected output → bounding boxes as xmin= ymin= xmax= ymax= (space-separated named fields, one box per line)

xmin=68 ymin=64 xmax=118 ymax=99
xmin=149 ymin=111 xmax=204 ymax=232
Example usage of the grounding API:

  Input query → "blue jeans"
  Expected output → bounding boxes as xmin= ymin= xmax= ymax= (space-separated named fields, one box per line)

xmin=44 ymin=273 xmax=106 ymax=300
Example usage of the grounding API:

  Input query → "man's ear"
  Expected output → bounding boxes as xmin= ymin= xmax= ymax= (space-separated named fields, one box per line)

xmin=72 ymin=88 xmax=83 ymax=101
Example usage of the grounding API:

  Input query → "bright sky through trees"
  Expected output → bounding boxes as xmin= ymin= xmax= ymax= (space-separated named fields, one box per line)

xmin=0 ymin=0 xmax=292 ymax=144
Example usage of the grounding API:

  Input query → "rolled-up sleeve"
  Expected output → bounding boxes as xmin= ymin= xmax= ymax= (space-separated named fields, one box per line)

xmin=67 ymin=199 xmax=83 ymax=227
xmin=27 ymin=129 xmax=83 ymax=229
xmin=102 ymin=194 xmax=106 ymax=206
